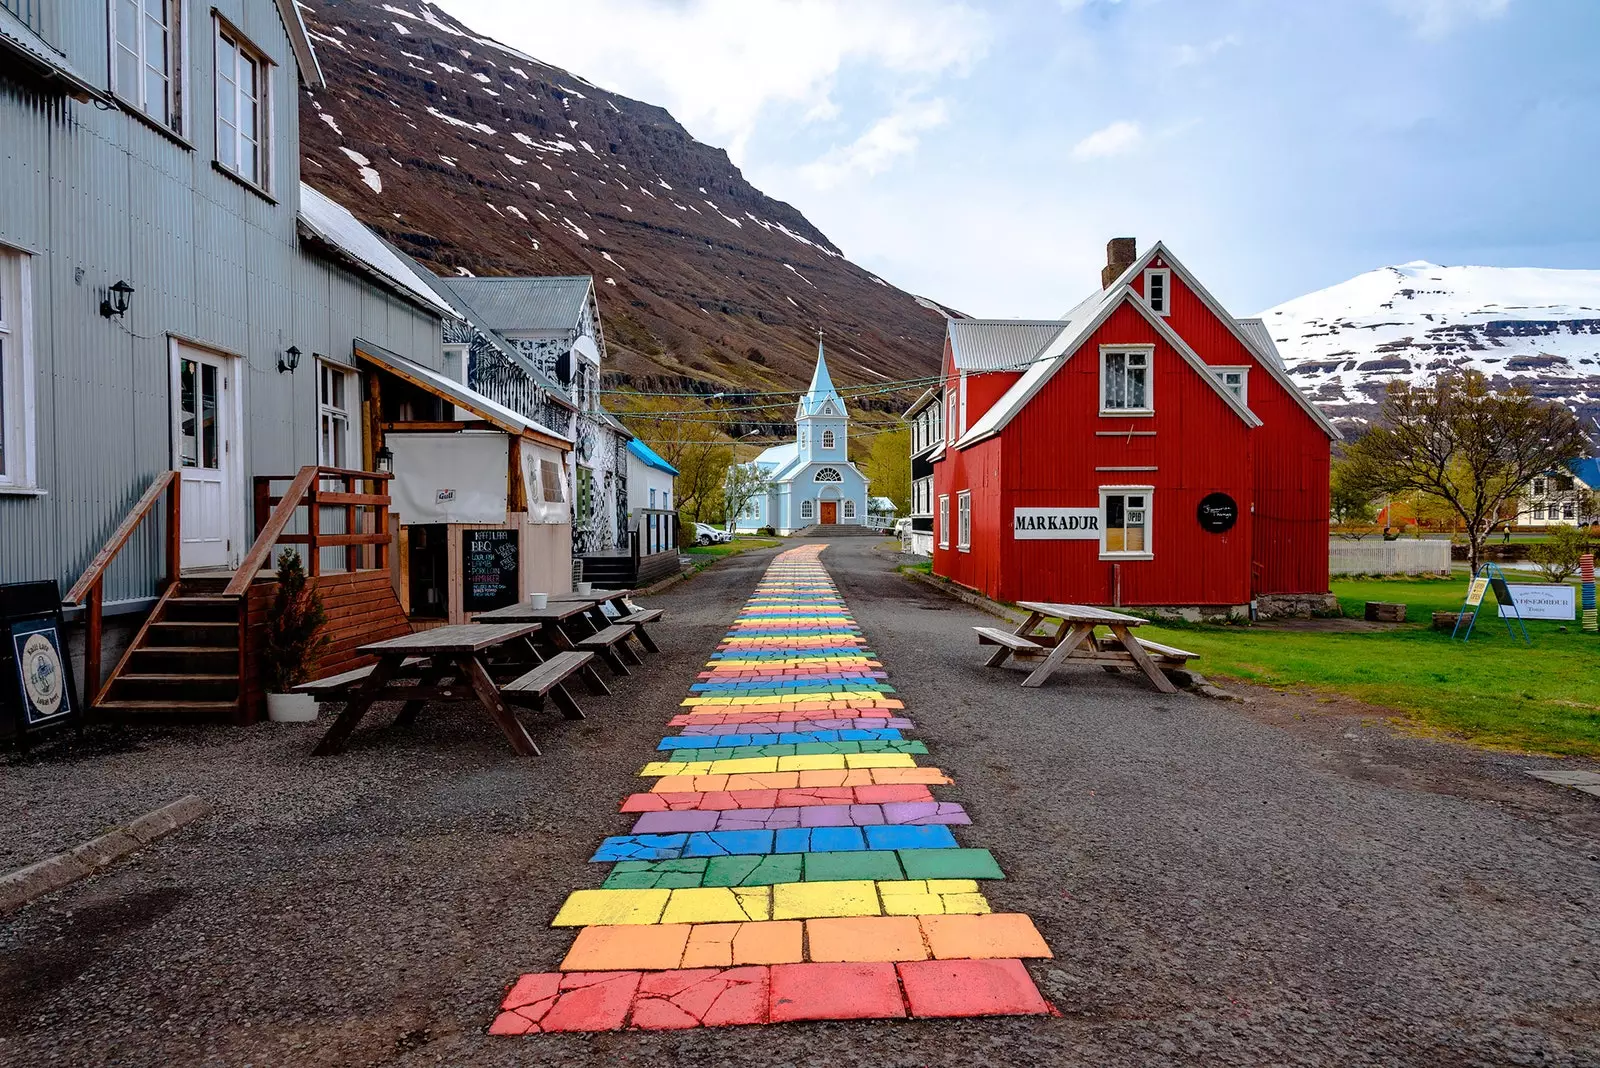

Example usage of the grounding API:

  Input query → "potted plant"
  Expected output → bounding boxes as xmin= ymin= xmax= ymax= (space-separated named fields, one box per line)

xmin=262 ymin=548 xmax=329 ymax=723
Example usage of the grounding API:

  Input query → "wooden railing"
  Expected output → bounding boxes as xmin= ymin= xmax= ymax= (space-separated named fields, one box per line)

xmin=227 ymin=466 xmax=393 ymax=596
xmin=63 ymin=471 xmax=181 ymax=696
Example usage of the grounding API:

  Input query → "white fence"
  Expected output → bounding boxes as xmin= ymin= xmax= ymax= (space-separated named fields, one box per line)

xmin=1329 ymin=537 xmax=1452 ymax=576
xmin=902 ymin=531 xmax=934 ymax=557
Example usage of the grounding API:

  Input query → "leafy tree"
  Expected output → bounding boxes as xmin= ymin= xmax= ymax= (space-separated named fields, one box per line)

xmin=1528 ymin=524 xmax=1594 ymax=582
xmin=1341 ymin=371 xmax=1590 ymax=574
xmin=862 ymin=427 xmax=911 ymax=515
xmin=1330 ymin=458 xmax=1378 ymax=536
xmin=723 ymin=462 xmax=770 ymax=530
xmin=614 ymin=393 xmax=734 ymax=523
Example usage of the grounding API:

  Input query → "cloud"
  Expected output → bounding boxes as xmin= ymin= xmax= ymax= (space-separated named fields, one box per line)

xmin=1389 ymin=0 xmax=1513 ymax=38
xmin=799 ymin=99 xmax=951 ymax=190
xmin=1071 ymin=120 xmax=1143 ymax=160
xmin=434 ymin=0 xmax=989 ymax=164
xmin=1172 ymin=34 xmax=1239 ymax=67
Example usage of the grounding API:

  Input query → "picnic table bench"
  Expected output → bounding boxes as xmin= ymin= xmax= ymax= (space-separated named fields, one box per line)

xmin=976 ymin=601 xmax=1196 ymax=693
xmin=300 ymin=622 xmax=600 ymax=757
xmin=551 ymin=589 xmax=664 ymax=654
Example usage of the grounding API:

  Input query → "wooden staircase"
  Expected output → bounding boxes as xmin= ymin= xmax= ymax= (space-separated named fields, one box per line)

xmin=67 ymin=466 xmax=395 ymax=725
xmin=95 ymin=578 xmax=243 ymax=721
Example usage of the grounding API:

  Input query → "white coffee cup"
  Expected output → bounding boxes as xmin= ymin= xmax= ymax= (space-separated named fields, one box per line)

xmin=576 ymin=581 xmax=593 ymax=595
xmin=529 ymin=592 xmax=549 ymax=609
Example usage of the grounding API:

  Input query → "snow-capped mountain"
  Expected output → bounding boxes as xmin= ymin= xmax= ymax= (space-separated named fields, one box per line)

xmin=1259 ymin=262 xmax=1600 ymax=431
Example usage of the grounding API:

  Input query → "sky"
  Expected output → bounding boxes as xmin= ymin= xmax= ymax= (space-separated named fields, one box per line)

xmin=434 ymin=0 xmax=1600 ymax=318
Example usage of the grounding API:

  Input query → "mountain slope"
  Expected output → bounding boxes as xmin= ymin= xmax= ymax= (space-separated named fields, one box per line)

xmin=1259 ymin=261 xmax=1600 ymax=432
xmin=295 ymin=0 xmax=946 ymax=410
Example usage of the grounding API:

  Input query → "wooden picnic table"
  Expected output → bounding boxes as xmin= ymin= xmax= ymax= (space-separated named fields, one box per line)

xmin=482 ymin=591 xmax=664 ymax=657
xmin=976 ymin=601 xmax=1194 ymax=694
xmin=310 ymin=622 xmax=557 ymax=757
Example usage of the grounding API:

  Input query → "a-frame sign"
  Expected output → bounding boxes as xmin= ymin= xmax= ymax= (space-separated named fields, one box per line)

xmin=1451 ymin=562 xmax=1530 ymax=644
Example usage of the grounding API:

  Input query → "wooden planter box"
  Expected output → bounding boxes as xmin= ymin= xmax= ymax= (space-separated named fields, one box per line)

xmin=1364 ymin=601 xmax=1408 ymax=623
xmin=1432 ymin=611 xmax=1464 ymax=631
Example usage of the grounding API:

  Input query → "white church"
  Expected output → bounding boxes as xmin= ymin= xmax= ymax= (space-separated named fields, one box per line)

xmin=730 ymin=342 xmax=871 ymax=535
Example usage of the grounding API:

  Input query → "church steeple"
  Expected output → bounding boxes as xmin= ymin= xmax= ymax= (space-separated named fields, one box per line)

xmin=797 ymin=334 xmax=847 ymax=462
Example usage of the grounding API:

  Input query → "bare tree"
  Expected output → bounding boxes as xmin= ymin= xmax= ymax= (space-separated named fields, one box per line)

xmin=1342 ymin=371 xmax=1590 ymax=573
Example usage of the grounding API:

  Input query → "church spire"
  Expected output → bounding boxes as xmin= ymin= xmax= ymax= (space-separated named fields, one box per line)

xmin=801 ymin=332 xmax=842 ymax=417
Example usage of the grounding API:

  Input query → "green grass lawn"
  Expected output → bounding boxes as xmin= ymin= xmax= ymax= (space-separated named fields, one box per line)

xmin=1140 ymin=576 xmax=1600 ymax=757
xmin=684 ymin=537 xmax=780 ymax=561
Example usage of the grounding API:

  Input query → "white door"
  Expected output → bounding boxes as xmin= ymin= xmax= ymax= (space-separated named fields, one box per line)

xmin=172 ymin=344 xmax=239 ymax=570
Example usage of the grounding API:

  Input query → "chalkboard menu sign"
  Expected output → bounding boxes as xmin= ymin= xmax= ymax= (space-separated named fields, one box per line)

xmin=463 ymin=528 xmax=520 ymax=612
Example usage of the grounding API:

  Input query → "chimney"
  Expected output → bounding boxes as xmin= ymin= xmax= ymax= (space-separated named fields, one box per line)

xmin=1102 ymin=237 xmax=1137 ymax=288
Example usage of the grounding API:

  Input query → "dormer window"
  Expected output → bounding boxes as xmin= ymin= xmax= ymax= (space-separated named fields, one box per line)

xmin=821 ymin=429 xmax=835 ymax=450
xmin=823 ymin=402 xmax=835 ymax=416
xmin=1144 ymin=269 xmax=1171 ymax=316
xmin=1211 ymin=366 xmax=1248 ymax=405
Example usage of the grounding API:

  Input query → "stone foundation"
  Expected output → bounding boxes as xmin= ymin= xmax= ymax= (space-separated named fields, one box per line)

xmin=1144 ymin=604 xmax=1252 ymax=624
xmin=1253 ymin=593 xmax=1341 ymax=620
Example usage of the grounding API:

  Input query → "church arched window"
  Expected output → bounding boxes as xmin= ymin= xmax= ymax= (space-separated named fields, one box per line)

xmin=843 ymin=499 xmax=857 ymax=519
xmin=822 ymin=430 xmax=836 ymax=450
xmin=814 ymin=467 xmax=843 ymax=483
xmin=801 ymin=499 xmax=814 ymax=519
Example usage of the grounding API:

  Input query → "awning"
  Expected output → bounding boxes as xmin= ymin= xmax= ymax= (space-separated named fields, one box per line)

xmin=1 ymin=9 xmax=112 ymax=103
xmin=355 ymin=339 xmax=571 ymax=449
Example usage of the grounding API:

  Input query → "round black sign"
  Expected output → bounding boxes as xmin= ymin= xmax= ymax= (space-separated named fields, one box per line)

xmin=1197 ymin=493 xmax=1238 ymax=533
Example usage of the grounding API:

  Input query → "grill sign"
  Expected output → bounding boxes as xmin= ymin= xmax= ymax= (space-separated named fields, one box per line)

xmin=1013 ymin=508 xmax=1100 ymax=540
xmin=1197 ymin=493 xmax=1238 ymax=534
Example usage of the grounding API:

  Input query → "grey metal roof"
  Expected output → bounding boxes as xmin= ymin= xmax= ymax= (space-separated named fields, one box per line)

xmin=298 ymin=185 xmax=457 ymax=316
xmin=1236 ymin=317 xmax=1286 ymax=369
xmin=947 ymin=320 xmax=1069 ymax=371
xmin=0 ymin=6 xmax=110 ymax=102
xmin=437 ymin=276 xmax=594 ymax=334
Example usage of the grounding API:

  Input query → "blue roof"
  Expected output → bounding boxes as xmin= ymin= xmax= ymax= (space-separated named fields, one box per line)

xmin=627 ymin=438 xmax=679 ymax=476
xmin=799 ymin=340 xmax=845 ymax=417
xmin=1570 ymin=457 xmax=1600 ymax=488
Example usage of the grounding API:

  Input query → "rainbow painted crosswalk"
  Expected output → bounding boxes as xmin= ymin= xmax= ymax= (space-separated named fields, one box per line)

xmin=489 ymin=545 xmax=1054 ymax=1033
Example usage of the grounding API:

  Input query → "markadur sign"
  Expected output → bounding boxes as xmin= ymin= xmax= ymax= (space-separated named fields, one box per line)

xmin=1013 ymin=508 xmax=1100 ymax=540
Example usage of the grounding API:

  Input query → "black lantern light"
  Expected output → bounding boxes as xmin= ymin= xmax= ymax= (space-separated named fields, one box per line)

xmin=277 ymin=345 xmax=302 ymax=374
xmin=100 ymin=279 xmax=134 ymax=318
xmin=375 ymin=444 xmax=394 ymax=474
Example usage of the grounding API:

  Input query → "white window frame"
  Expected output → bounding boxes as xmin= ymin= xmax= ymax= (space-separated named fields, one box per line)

xmin=946 ymin=390 xmax=957 ymax=444
xmin=649 ymin=487 xmax=657 ymax=509
xmin=1143 ymin=268 xmax=1171 ymax=316
xmin=801 ymin=498 xmax=814 ymax=521
xmin=214 ymin=17 xmax=272 ymax=192
xmin=958 ymin=372 xmax=968 ymax=434
xmin=957 ymin=491 xmax=971 ymax=552
xmin=1099 ymin=344 xmax=1154 ymax=416
xmin=937 ymin=494 xmax=950 ymax=549
xmin=842 ymin=498 xmax=856 ymax=520
xmin=821 ymin=428 xmax=836 ymax=451
xmin=1099 ymin=485 xmax=1154 ymax=560
xmin=317 ymin=361 xmax=359 ymax=471
xmin=0 ymin=249 xmax=39 ymax=492
xmin=1211 ymin=366 xmax=1249 ymax=407
xmin=814 ymin=467 xmax=843 ymax=483
xmin=1532 ymin=478 xmax=1546 ymax=498
xmin=110 ymin=0 xmax=187 ymax=134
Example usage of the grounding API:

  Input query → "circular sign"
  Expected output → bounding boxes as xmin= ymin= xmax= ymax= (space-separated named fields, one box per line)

xmin=1197 ymin=493 xmax=1238 ymax=534
xmin=20 ymin=632 xmax=66 ymax=718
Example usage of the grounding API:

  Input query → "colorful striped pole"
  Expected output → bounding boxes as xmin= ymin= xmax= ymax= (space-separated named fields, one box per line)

xmin=489 ymin=544 xmax=1055 ymax=1033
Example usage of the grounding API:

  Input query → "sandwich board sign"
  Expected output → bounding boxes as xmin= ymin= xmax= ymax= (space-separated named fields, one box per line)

xmin=1452 ymin=563 xmax=1529 ymax=644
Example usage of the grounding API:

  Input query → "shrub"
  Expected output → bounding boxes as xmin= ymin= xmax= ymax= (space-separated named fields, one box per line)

xmin=1527 ymin=525 xmax=1594 ymax=582
xmin=262 ymin=548 xmax=329 ymax=692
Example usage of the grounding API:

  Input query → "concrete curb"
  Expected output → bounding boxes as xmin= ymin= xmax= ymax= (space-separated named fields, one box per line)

xmin=0 ymin=794 xmax=210 ymax=916
xmin=900 ymin=568 xmax=1243 ymax=701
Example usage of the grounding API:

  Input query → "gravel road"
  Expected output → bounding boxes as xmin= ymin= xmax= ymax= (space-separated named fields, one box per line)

xmin=2 ymin=540 xmax=1597 ymax=1067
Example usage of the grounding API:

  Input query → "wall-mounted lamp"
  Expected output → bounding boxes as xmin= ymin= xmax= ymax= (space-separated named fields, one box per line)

xmin=278 ymin=345 xmax=302 ymax=374
xmin=100 ymin=279 xmax=134 ymax=318
xmin=375 ymin=444 xmax=394 ymax=474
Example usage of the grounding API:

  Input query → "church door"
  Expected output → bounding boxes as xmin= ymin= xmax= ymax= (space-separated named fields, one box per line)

xmin=820 ymin=501 xmax=838 ymax=524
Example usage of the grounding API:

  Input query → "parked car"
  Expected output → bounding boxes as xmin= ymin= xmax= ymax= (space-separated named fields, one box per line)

xmin=893 ymin=517 xmax=913 ymax=537
xmin=694 ymin=523 xmax=734 ymax=546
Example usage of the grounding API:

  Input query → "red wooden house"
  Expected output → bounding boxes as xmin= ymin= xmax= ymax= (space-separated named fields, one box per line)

xmin=925 ymin=239 xmax=1339 ymax=618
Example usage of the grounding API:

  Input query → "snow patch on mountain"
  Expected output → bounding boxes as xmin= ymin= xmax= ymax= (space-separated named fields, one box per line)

xmin=1259 ymin=262 xmax=1600 ymax=421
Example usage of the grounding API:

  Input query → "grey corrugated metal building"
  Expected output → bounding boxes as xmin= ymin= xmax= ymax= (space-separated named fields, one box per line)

xmin=0 ymin=0 xmax=445 ymax=611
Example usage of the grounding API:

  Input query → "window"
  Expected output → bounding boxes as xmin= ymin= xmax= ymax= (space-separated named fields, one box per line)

xmin=649 ymin=487 xmax=657 ymax=509
xmin=814 ymin=467 xmax=843 ymax=482
xmin=1144 ymin=269 xmax=1171 ymax=315
xmin=937 ymin=495 xmax=950 ymax=549
xmin=1553 ymin=475 xmax=1575 ymax=492
xmin=540 ymin=459 xmax=565 ymax=502
xmin=843 ymin=499 xmax=856 ymax=520
xmin=664 ymin=490 xmax=670 ymax=509
xmin=957 ymin=491 xmax=971 ymax=551
xmin=1211 ymin=367 xmax=1248 ymax=405
xmin=114 ymin=0 xmax=183 ymax=132
xmin=801 ymin=498 xmax=814 ymax=520
xmin=215 ymin=21 xmax=270 ymax=189
xmin=946 ymin=391 xmax=957 ymax=443
xmin=0 ymin=249 xmax=37 ymax=490
xmin=821 ymin=429 xmax=836 ymax=450
xmin=576 ymin=465 xmax=593 ymax=521
xmin=959 ymin=373 xmax=968 ymax=434
xmin=800 ymin=429 xmax=808 ymax=450
xmin=1101 ymin=346 xmax=1152 ymax=413
xmin=1562 ymin=501 xmax=1576 ymax=520
xmin=1101 ymin=488 xmax=1152 ymax=557
xmin=1531 ymin=478 xmax=1547 ymax=497
xmin=317 ymin=362 xmax=357 ymax=469
xmin=1533 ymin=503 xmax=1546 ymax=521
